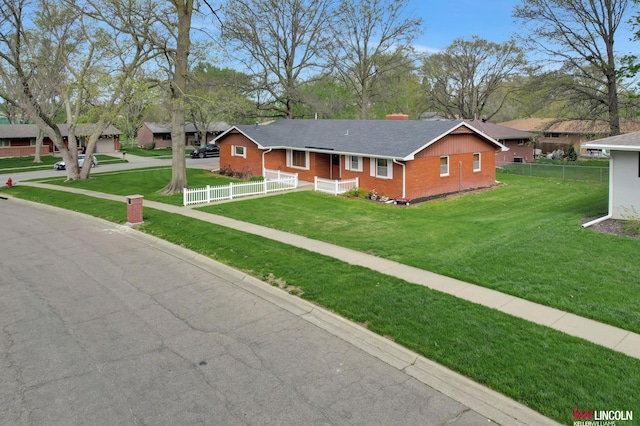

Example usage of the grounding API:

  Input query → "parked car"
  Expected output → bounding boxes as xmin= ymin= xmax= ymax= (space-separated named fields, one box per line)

xmin=53 ymin=154 xmax=98 ymax=170
xmin=190 ymin=143 xmax=219 ymax=158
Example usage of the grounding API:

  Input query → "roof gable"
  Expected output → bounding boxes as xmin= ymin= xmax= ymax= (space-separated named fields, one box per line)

xmin=216 ymin=119 xmax=506 ymax=160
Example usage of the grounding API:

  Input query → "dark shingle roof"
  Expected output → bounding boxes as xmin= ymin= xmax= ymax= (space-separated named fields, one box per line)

xmin=226 ymin=119 xmax=505 ymax=160
xmin=144 ymin=122 xmax=231 ymax=134
xmin=0 ymin=123 xmax=121 ymax=139
xmin=584 ymin=131 xmax=640 ymax=151
xmin=462 ymin=120 xmax=531 ymax=141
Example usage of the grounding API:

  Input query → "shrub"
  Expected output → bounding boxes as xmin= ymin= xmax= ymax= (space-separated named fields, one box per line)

xmin=566 ymin=144 xmax=578 ymax=161
xmin=144 ymin=141 xmax=156 ymax=150
xmin=343 ymin=187 xmax=369 ymax=199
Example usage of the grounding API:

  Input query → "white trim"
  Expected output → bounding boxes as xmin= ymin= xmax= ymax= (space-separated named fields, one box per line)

xmin=370 ymin=157 xmax=393 ymax=179
xmin=286 ymin=149 xmax=309 ymax=170
xmin=346 ymin=155 xmax=362 ymax=172
xmin=440 ymin=156 xmax=449 ymax=176
xmin=584 ymin=144 xmax=640 ymax=152
xmin=473 ymin=152 xmax=481 ymax=172
xmin=232 ymin=145 xmax=246 ymax=158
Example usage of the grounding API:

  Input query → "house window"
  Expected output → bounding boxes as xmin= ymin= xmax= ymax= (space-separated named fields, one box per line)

xmin=370 ymin=158 xmax=392 ymax=179
xmin=346 ymin=155 xmax=362 ymax=172
xmin=440 ymin=156 xmax=449 ymax=176
xmin=473 ymin=153 xmax=481 ymax=171
xmin=232 ymin=145 xmax=246 ymax=158
xmin=0 ymin=140 xmax=9 ymax=147
xmin=286 ymin=149 xmax=309 ymax=169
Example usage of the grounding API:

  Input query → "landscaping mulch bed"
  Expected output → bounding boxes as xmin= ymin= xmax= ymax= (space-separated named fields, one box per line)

xmin=584 ymin=218 xmax=640 ymax=239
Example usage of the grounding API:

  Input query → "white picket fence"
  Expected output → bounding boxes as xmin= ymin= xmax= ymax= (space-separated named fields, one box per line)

xmin=183 ymin=169 xmax=298 ymax=206
xmin=314 ymin=177 xmax=359 ymax=195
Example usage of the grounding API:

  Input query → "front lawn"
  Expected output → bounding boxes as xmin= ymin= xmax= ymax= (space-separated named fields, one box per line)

xmin=1 ymin=186 xmax=638 ymax=425
xmin=199 ymin=174 xmax=640 ymax=334
xmin=38 ymin=167 xmax=239 ymax=206
xmin=0 ymin=154 xmax=122 ymax=171
xmin=120 ymin=146 xmax=188 ymax=158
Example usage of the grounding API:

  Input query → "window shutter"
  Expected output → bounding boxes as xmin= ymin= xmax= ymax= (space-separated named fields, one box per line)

xmin=387 ymin=159 xmax=393 ymax=179
xmin=231 ymin=145 xmax=235 ymax=157
xmin=370 ymin=158 xmax=376 ymax=176
xmin=345 ymin=156 xmax=351 ymax=171
xmin=286 ymin=150 xmax=291 ymax=168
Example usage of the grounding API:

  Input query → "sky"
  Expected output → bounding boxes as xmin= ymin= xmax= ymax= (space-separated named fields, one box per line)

xmin=409 ymin=0 xmax=639 ymax=56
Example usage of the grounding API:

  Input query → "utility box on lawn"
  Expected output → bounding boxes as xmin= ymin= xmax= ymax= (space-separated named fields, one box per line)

xmin=126 ymin=195 xmax=144 ymax=225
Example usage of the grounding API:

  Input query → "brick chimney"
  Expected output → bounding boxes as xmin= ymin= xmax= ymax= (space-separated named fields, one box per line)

xmin=386 ymin=112 xmax=409 ymax=120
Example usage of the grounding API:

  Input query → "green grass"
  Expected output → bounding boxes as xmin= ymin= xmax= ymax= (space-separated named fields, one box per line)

xmin=535 ymin=158 xmax=610 ymax=167
xmin=120 ymin=146 xmax=188 ymax=158
xmin=0 ymin=154 xmax=123 ymax=171
xmin=500 ymin=162 xmax=609 ymax=181
xmin=2 ymin=185 xmax=638 ymax=425
xmin=197 ymin=174 xmax=640 ymax=334
xmin=38 ymin=167 xmax=239 ymax=206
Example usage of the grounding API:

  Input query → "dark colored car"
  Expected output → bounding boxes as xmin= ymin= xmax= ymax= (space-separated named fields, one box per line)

xmin=190 ymin=143 xmax=219 ymax=158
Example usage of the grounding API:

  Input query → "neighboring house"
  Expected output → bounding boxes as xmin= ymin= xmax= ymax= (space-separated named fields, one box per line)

xmin=138 ymin=122 xmax=230 ymax=149
xmin=499 ymin=118 xmax=640 ymax=156
xmin=463 ymin=120 xmax=532 ymax=164
xmin=0 ymin=123 xmax=122 ymax=158
xmin=584 ymin=132 xmax=640 ymax=222
xmin=214 ymin=119 xmax=508 ymax=201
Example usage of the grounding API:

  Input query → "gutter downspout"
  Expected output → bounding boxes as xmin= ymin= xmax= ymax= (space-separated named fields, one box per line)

xmin=582 ymin=153 xmax=614 ymax=228
xmin=393 ymin=159 xmax=406 ymax=198
xmin=262 ymin=148 xmax=273 ymax=177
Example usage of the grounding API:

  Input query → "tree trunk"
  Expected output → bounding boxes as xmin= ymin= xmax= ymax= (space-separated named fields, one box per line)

xmin=33 ymin=129 xmax=44 ymax=163
xmin=162 ymin=0 xmax=192 ymax=194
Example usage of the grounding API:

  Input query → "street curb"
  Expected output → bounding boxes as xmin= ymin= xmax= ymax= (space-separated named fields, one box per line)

xmin=115 ymin=218 xmax=561 ymax=426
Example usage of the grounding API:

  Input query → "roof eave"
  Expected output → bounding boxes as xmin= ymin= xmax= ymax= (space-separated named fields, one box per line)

xmin=583 ymin=143 xmax=640 ymax=151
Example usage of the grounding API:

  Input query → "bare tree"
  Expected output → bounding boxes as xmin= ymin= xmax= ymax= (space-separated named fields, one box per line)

xmin=420 ymin=36 xmax=526 ymax=120
xmin=0 ymin=0 xmax=158 ymax=180
xmin=222 ymin=0 xmax=334 ymax=119
xmin=514 ymin=0 xmax=631 ymax=135
xmin=329 ymin=0 xmax=422 ymax=119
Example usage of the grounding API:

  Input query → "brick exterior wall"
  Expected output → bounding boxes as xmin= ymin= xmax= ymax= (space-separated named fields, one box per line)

xmin=137 ymin=125 xmax=153 ymax=146
xmin=126 ymin=196 xmax=144 ymax=224
xmin=0 ymin=146 xmax=50 ymax=158
xmin=496 ymin=140 xmax=534 ymax=164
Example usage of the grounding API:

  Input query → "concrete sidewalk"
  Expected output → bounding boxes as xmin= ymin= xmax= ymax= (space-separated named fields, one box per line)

xmin=14 ymin=181 xmax=640 ymax=361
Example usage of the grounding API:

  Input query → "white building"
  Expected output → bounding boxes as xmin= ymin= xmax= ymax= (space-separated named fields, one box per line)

xmin=584 ymin=132 xmax=640 ymax=224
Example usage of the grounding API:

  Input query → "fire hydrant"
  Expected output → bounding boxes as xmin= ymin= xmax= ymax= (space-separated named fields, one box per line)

xmin=6 ymin=177 xmax=12 ymax=188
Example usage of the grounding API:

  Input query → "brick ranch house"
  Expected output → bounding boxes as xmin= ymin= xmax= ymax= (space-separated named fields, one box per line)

xmin=137 ymin=122 xmax=230 ymax=149
xmin=0 ymin=123 xmax=121 ymax=158
xmin=214 ymin=119 xmax=508 ymax=201
xmin=462 ymin=119 xmax=533 ymax=164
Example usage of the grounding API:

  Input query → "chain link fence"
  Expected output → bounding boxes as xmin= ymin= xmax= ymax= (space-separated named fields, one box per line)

xmin=496 ymin=162 xmax=609 ymax=182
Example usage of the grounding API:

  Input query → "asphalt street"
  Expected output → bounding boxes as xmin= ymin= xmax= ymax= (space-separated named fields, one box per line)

xmin=0 ymin=198 xmax=494 ymax=425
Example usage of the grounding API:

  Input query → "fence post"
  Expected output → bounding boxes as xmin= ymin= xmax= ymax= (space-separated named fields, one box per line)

xmin=183 ymin=188 xmax=187 ymax=206
xmin=264 ymin=178 xmax=268 ymax=194
xmin=314 ymin=176 xmax=318 ymax=191
xmin=229 ymin=182 xmax=233 ymax=200
xmin=205 ymin=185 xmax=210 ymax=203
xmin=334 ymin=179 xmax=339 ymax=195
xmin=355 ymin=177 xmax=359 ymax=189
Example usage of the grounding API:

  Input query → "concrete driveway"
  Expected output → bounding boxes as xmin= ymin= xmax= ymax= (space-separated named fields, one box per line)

xmin=0 ymin=198 xmax=493 ymax=425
